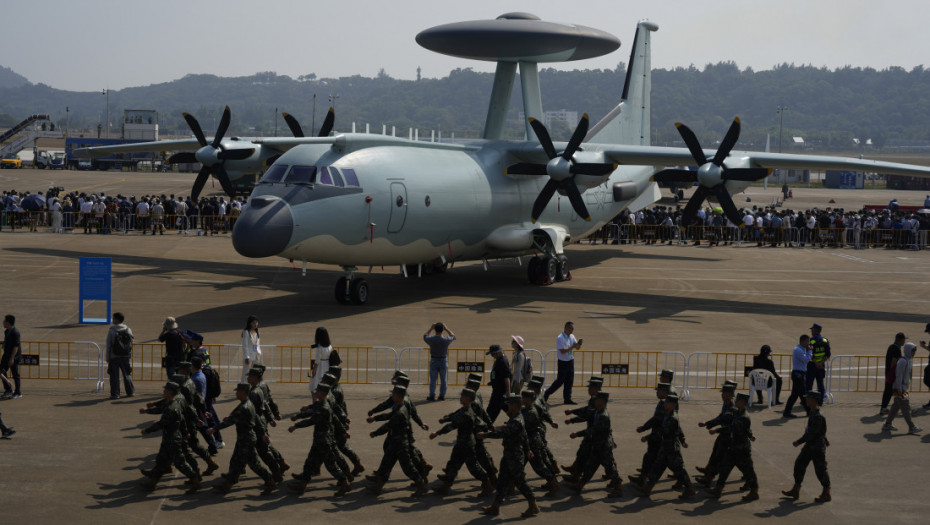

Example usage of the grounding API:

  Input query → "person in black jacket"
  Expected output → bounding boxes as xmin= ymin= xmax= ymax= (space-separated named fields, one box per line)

xmin=880 ymin=333 xmax=905 ymax=415
xmin=752 ymin=345 xmax=783 ymax=405
xmin=485 ymin=345 xmax=512 ymax=424
xmin=158 ymin=316 xmax=185 ymax=378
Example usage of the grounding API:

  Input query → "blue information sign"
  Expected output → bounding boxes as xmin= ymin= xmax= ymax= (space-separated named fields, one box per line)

xmin=79 ymin=257 xmax=112 ymax=324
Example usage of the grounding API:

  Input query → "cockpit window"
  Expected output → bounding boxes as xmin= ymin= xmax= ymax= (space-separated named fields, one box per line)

xmin=286 ymin=165 xmax=316 ymax=184
xmin=342 ymin=168 xmax=360 ymax=187
xmin=319 ymin=167 xmax=333 ymax=185
xmin=260 ymin=164 xmax=288 ymax=183
xmin=330 ymin=168 xmax=346 ymax=187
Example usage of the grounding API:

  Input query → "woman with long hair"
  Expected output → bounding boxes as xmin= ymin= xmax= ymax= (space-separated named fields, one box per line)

xmin=240 ymin=315 xmax=261 ymax=382
xmin=309 ymin=327 xmax=332 ymax=391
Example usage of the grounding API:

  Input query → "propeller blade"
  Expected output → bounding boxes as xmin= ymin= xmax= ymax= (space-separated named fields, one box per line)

xmin=528 ymin=118 xmax=557 ymax=160
xmin=282 ymin=113 xmax=304 ymax=137
xmin=167 ymin=152 xmax=197 ymax=164
xmin=212 ymin=106 xmax=231 ymax=148
xmin=675 ymin=123 xmax=707 ymax=166
xmin=681 ymin=185 xmax=710 ymax=226
xmin=183 ymin=113 xmax=207 ymax=147
xmin=562 ymin=181 xmax=591 ymax=221
xmin=652 ymin=169 xmax=698 ymax=183
xmin=318 ymin=107 xmax=335 ymax=137
xmin=570 ymin=162 xmax=617 ymax=176
xmin=191 ymin=166 xmax=211 ymax=202
xmin=712 ymin=184 xmax=742 ymax=226
xmin=723 ymin=167 xmax=770 ymax=181
xmin=505 ymin=163 xmax=549 ymax=176
xmin=217 ymin=148 xmax=254 ymax=161
xmin=531 ymin=179 xmax=560 ymax=223
xmin=212 ymin=164 xmax=236 ymax=198
xmin=712 ymin=117 xmax=741 ymax=166
xmin=562 ymin=114 xmax=589 ymax=162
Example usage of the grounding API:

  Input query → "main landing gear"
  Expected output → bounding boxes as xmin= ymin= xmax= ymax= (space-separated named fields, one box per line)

xmin=335 ymin=266 xmax=369 ymax=305
xmin=527 ymin=254 xmax=570 ymax=285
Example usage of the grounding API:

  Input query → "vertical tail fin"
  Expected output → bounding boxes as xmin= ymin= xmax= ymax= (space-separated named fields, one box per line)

xmin=586 ymin=21 xmax=658 ymax=146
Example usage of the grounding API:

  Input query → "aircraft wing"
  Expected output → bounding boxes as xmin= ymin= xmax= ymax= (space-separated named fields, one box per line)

xmin=72 ymin=138 xmax=205 ymax=158
xmin=252 ymin=134 xmax=479 ymax=154
xmin=596 ymin=145 xmax=930 ymax=177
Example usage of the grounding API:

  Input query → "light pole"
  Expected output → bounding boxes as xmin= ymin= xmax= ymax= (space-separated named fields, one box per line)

xmin=776 ymin=105 xmax=788 ymax=153
xmin=328 ymin=93 xmax=340 ymax=110
xmin=102 ymin=89 xmax=110 ymax=139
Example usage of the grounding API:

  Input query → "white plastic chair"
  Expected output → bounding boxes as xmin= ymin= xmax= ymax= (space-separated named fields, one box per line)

xmin=748 ymin=369 xmax=775 ymax=408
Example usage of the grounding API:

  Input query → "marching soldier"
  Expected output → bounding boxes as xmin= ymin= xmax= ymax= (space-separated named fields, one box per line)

xmin=635 ymin=393 xmax=695 ymax=499
xmin=367 ymin=385 xmax=428 ymax=496
xmin=526 ymin=375 xmax=558 ymax=473
xmin=695 ymin=380 xmax=737 ymax=485
xmin=287 ymin=383 xmax=351 ymax=497
xmin=323 ymin=367 xmax=365 ymax=476
xmin=247 ymin=368 xmax=288 ymax=482
xmin=139 ymin=381 xmax=201 ymax=494
xmin=521 ymin=389 xmax=560 ymax=496
xmin=705 ymin=392 xmax=760 ymax=501
xmin=478 ymin=394 xmax=539 ymax=518
xmin=252 ymin=364 xmax=282 ymax=422
xmin=629 ymin=382 xmax=673 ymax=485
xmin=368 ymin=373 xmax=432 ymax=479
xmin=430 ymin=388 xmax=493 ymax=495
xmin=782 ymin=390 xmax=831 ymax=503
xmin=210 ymin=383 xmax=277 ymax=495
xmin=561 ymin=376 xmax=604 ymax=482
xmin=462 ymin=374 xmax=498 ymax=483
xmin=566 ymin=391 xmax=622 ymax=497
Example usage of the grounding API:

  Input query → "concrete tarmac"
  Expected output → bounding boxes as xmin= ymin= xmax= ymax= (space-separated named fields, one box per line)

xmin=1 ymin=168 xmax=929 ymax=523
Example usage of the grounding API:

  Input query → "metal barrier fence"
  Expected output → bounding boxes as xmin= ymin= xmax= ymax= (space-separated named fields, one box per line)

xmin=19 ymin=341 xmax=104 ymax=392
xmin=684 ymin=352 xmax=793 ymax=401
xmin=19 ymin=339 xmax=930 ymax=402
xmin=541 ymin=350 xmax=687 ymax=394
xmin=1 ymin=211 xmax=239 ymax=235
xmin=398 ymin=347 xmax=544 ymax=387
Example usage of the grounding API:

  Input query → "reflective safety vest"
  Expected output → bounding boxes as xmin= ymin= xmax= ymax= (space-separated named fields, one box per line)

xmin=810 ymin=335 xmax=829 ymax=364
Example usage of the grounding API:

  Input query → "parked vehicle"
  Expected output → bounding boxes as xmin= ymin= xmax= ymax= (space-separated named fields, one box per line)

xmin=1 ymin=153 xmax=23 ymax=169
xmin=49 ymin=152 xmax=66 ymax=169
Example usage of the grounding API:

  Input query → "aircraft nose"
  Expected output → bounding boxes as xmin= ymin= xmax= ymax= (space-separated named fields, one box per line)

xmin=232 ymin=196 xmax=294 ymax=258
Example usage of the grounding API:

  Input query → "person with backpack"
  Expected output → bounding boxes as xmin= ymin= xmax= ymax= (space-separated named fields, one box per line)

xmin=106 ymin=312 xmax=135 ymax=399
xmin=510 ymin=335 xmax=531 ymax=395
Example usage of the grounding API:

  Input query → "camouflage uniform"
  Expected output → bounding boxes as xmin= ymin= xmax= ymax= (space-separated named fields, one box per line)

xmin=292 ymin=398 xmax=346 ymax=483
xmin=216 ymin=397 xmax=273 ymax=484
xmin=436 ymin=403 xmax=488 ymax=484
xmin=486 ymin=409 xmax=534 ymax=505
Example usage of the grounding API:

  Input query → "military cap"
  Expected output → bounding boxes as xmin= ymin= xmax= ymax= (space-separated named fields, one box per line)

xmin=805 ymin=390 xmax=822 ymax=400
xmin=521 ymin=390 xmax=537 ymax=399
xmin=595 ymin=391 xmax=610 ymax=401
xmin=588 ymin=376 xmax=604 ymax=387
xmin=253 ymin=363 xmax=266 ymax=374
xmin=735 ymin=393 xmax=750 ymax=402
xmin=660 ymin=369 xmax=675 ymax=379
xmin=322 ymin=373 xmax=338 ymax=385
xmin=177 ymin=361 xmax=192 ymax=372
xmin=721 ymin=381 xmax=737 ymax=392
xmin=527 ymin=378 xmax=543 ymax=388
xmin=461 ymin=388 xmax=477 ymax=400
xmin=395 ymin=376 xmax=411 ymax=388
xmin=665 ymin=393 xmax=679 ymax=403
xmin=170 ymin=374 xmax=187 ymax=384
xmin=486 ymin=344 xmax=503 ymax=355
xmin=655 ymin=382 xmax=671 ymax=391
xmin=316 ymin=383 xmax=332 ymax=394
xmin=531 ymin=375 xmax=545 ymax=384
xmin=235 ymin=382 xmax=251 ymax=393
xmin=468 ymin=373 xmax=483 ymax=382
xmin=164 ymin=381 xmax=180 ymax=392
xmin=392 ymin=370 xmax=408 ymax=379
xmin=247 ymin=367 xmax=262 ymax=377
xmin=504 ymin=393 xmax=522 ymax=405
xmin=392 ymin=385 xmax=407 ymax=396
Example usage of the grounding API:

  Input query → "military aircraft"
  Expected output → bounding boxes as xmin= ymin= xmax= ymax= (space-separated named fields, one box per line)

xmin=73 ymin=107 xmax=335 ymax=201
xmin=226 ymin=13 xmax=930 ymax=305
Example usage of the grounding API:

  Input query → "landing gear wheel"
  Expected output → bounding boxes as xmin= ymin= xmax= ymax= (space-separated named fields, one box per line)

xmin=527 ymin=256 xmax=542 ymax=283
xmin=543 ymin=257 xmax=558 ymax=284
xmin=335 ymin=277 xmax=350 ymax=304
xmin=556 ymin=255 xmax=570 ymax=281
xmin=349 ymin=278 xmax=369 ymax=305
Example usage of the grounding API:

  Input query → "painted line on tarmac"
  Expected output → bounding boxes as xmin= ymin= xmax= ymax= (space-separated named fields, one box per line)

xmin=67 ymin=179 xmax=127 ymax=193
xmin=833 ymin=253 xmax=875 ymax=263
xmin=647 ymin=287 xmax=930 ymax=303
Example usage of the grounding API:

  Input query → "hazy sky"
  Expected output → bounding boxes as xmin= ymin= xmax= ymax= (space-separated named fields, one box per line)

xmin=4 ymin=0 xmax=929 ymax=92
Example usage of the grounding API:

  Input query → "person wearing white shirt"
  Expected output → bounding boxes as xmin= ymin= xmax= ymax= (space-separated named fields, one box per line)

xmin=49 ymin=198 xmax=62 ymax=233
xmin=308 ymin=327 xmax=333 ymax=392
xmin=240 ymin=315 xmax=261 ymax=382
xmin=543 ymin=321 xmax=582 ymax=405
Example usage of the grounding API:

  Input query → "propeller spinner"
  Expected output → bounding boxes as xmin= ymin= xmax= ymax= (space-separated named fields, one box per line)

xmin=506 ymin=114 xmax=617 ymax=223
xmin=653 ymin=117 xmax=769 ymax=226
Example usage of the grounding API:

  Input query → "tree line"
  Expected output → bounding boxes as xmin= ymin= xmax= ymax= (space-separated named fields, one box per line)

xmin=1 ymin=62 xmax=928 ymax=152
